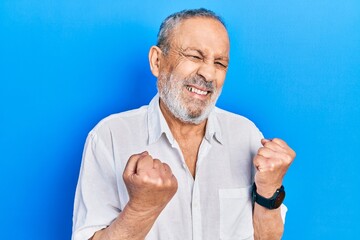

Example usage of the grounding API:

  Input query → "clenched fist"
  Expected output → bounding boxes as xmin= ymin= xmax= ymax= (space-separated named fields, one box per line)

xmin=253 ymin=138 xmax=296 ymax=197
xmin=123 ymin=151 xmax=178 ymax=214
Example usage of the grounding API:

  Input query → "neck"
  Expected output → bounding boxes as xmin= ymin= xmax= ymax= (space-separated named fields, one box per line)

xmin=159 ymin=99 xmax=207 ymax=139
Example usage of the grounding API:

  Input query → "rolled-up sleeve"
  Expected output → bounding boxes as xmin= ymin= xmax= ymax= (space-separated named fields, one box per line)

xmin=72 ymin=131 xmax=120 ymax=240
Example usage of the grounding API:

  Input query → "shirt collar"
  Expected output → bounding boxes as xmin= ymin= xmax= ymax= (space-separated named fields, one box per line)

xmin=148 ymin=94 xmax=175 ymax=145
xmin=147 ymin=94 xmax=223 ymax=145
xmin=205 ymin=108 xmax=223 ymax=144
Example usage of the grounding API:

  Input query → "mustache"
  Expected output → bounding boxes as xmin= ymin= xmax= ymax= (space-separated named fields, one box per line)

xmin=183 ymin=75 xmax=215 ymax=92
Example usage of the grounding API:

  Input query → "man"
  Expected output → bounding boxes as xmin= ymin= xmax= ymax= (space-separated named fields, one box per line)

xmin=72 ymin=8 xmax=296 ymax=240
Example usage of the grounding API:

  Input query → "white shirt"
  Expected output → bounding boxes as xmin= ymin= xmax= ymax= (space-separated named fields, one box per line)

xmin=72 ymin=94 xmax=287 ymax=240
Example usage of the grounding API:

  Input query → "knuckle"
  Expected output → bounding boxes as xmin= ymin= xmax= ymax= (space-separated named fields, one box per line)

xmin=277 ymin=159 xmax=285 ymax=168
xmin=258 ymin=155 xmax=266 ymax=161
xmin=267 ymin=159 xmax=282 ymax=171
xmin=269 ymin=162 xmax=275 ymax=171
xmin=273 ymin=138 xmax=284 ymax=145
xmin=285 ymin=155 xmax=293 ymax=163
xmin=122 ymin=174 xmax=128 ymax=183
xmin=141 ymin=174 xmax=160 ymax=186
xmin=258 ymin=148 xmax=267 ymax=156
xmin=140 ymin=175 xmax=150 ymax=184
xmin=281 ymin=152 xmax=293 ymax=164
xmin=154 ymin=158 xmax=161 ymax=163
xmin=170 ymin=177 xmax=178 ymax=191
xmin=155 ymin=179 xmax=165 ymax=187
xmin=258 ymin=147 xmax=265 ymax=155
xmin=253 ymin=155 xmax=261 ymax=164
xmin=163 ymin=178 xmax=173 ymax=188
xmin=128 ymin=153 xmax=138 ymax=160
xmin=272 ymin=137 xmax=281 ymax=142
xmin=153 ymin=159 xmax=161 ymax=168
xmin=162 ymin=163 xmax=172 ymax=172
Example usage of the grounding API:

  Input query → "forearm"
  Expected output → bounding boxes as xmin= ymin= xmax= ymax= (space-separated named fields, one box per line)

xmin=91 ymin=204 xmax=162 ymax=240
xmin=252 ymin=137 xmax=296 ymax=239
xmin=253 ymin=204 xmax=283 ymax=240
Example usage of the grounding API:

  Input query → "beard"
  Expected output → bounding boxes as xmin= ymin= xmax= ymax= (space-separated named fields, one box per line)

xmin=157 ymin=72 xmax=222 ymax=125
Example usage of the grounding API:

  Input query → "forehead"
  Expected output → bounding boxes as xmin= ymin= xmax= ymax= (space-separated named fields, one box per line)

xmin=170 ymin=17 xmax=230 ymax=56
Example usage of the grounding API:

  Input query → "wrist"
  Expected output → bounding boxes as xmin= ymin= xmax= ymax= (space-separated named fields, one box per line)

xmin=255 ymin=186 xmax=280 ymax=198
xmin=125 ymin=200 xmax=164 ymax=219
xmin=254 ymin=182 xmax=282 ymax=198
xmin=252 ymin=183 xmax=285 ymax=210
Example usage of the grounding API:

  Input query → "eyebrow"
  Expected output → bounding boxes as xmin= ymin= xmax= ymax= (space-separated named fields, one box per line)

xmin=182 ymin=48 xmax=205 ymax=57
xmin=215 ymin=56 xmax=229 ymax=61
xmin=183 ymin=47 xmax=229 ymax=61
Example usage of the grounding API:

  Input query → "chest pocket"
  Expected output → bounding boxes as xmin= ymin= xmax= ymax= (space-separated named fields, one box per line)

xmin=219 ymin=186 xmax=254 ymax=240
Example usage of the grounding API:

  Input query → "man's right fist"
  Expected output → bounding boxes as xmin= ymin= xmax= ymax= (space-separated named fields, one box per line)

xmin=123 ymin=151 xmax=178 ymax=214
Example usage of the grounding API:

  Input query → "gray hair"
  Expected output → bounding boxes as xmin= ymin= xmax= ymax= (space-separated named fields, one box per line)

xmin=156 ymin=8 xmax=226 ymax=55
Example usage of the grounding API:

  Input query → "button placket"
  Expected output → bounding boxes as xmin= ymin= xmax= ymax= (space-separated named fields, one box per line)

xmin=192 ymin=179 xmax=202 ymax=240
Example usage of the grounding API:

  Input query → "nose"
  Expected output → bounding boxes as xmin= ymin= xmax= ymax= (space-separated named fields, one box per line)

xmin=197 ymin=62 xmax=216 ymax=82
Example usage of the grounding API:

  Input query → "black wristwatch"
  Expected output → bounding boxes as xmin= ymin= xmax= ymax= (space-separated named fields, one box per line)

xmin=252 ymin=183 xmax=285 ymax=210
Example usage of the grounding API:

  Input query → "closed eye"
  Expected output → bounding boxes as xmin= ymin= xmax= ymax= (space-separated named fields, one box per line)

xmin=187 ymin=55 xmax=202 ymax=60
xmin=215 ymin=62 xmax=228 ymax=68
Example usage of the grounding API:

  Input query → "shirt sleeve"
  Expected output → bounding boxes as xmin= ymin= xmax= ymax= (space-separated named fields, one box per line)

xmin=250 ymin=124 xmax=263 ymax=184
xmin=72 ymin=131 xmax=121 ymax=240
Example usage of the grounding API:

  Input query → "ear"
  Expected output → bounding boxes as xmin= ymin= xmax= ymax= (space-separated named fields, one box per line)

xmin=148 ymin=46 xmax=162 ymax=77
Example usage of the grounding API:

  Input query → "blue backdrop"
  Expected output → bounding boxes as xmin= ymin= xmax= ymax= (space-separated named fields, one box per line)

xmin=1 ymin=1 xmax=359 ymax=239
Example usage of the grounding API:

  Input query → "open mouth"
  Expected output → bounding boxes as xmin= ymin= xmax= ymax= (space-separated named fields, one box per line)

xmin=185 ymin=85 xmax=211 ymax=96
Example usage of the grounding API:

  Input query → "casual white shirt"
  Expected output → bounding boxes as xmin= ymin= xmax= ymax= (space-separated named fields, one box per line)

xmin=72 ymin=94 xmax=287 ymax=240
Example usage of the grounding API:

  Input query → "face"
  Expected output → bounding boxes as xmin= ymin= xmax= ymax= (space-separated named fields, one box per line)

xmin=157 ymin=17 xmax=230 ymax=124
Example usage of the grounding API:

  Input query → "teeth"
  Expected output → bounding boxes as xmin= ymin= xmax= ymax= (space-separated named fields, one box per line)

xmin=186 ymin=86 xmax=208 ymax=95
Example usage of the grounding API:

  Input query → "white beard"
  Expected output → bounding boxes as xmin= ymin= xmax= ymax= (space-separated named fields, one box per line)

xmin=157 ymin=72 xmax=222 ymax=125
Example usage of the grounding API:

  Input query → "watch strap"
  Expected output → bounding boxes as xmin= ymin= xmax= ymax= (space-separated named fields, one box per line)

xmin=252 ymin=183 xmax=285 ymax=210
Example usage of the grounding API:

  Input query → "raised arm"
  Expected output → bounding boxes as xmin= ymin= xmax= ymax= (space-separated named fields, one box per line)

xmin=253 ymin=138 xmax=296 ymax=239
xmin=91 ymin=152 xmax=178 ymax=240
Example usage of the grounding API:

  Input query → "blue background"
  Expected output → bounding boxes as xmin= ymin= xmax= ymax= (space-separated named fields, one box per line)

xmin=1 ymin=1 xmax=359 ymax=239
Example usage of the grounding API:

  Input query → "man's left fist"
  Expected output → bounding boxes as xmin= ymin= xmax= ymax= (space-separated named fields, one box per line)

xmin=253 ymin=138 xmax=296 ymax=198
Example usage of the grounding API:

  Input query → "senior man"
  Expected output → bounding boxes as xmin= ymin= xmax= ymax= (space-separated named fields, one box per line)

xmin=72 ymin=8 xmax=296 ymax=240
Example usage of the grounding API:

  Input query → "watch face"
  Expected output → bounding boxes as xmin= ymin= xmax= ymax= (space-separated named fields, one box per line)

xmin=274 ymin=191 xmax=285 ymax=208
